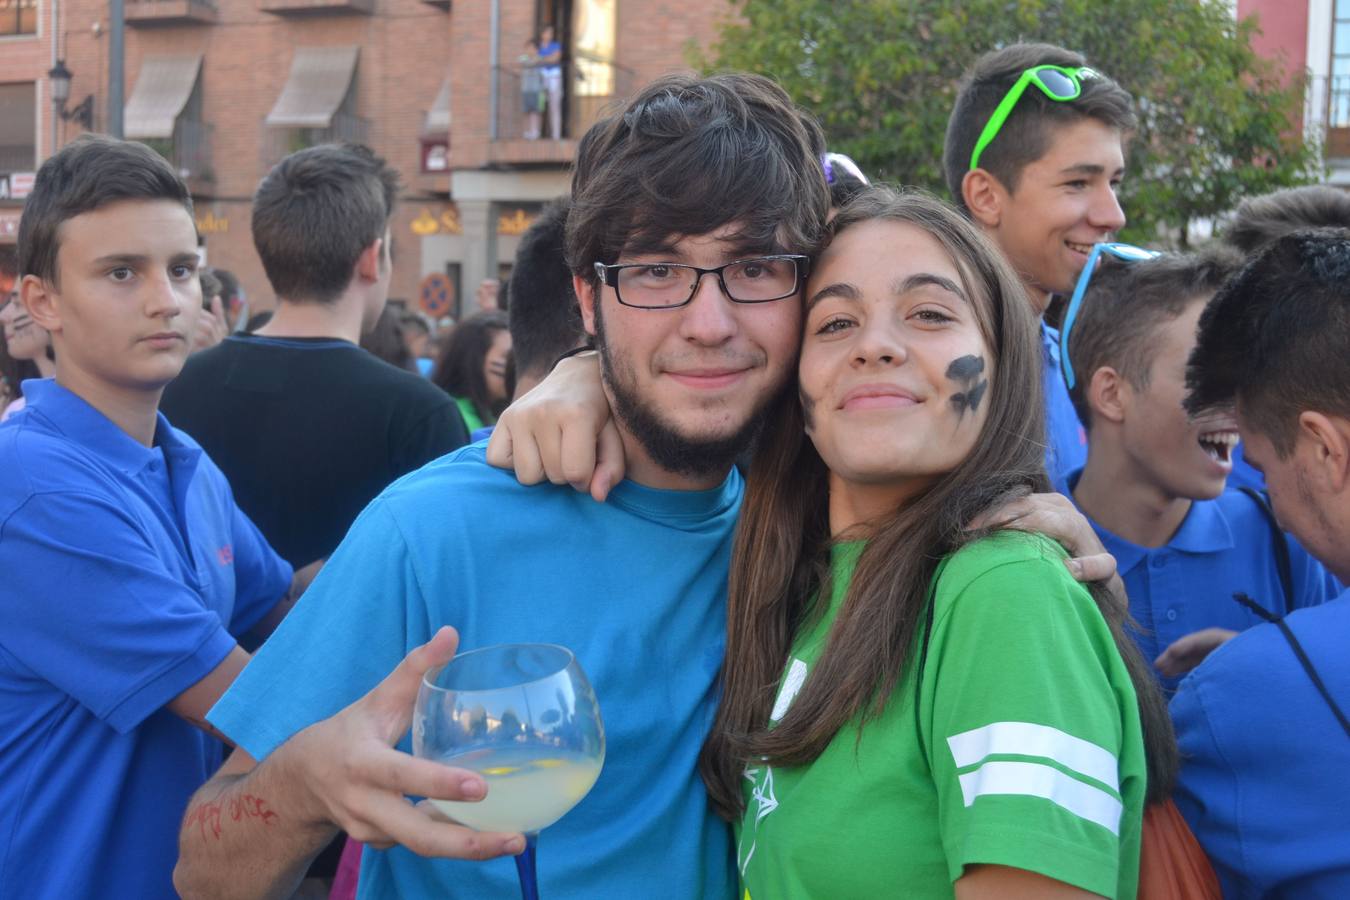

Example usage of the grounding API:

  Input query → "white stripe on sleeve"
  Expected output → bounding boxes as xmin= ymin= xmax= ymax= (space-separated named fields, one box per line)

xmin=769 ymin=658 xmax=808 ymax=722
xmin=957 ymin=760 xmax=1124 ymax=835
xmin=947 ymin=721 xmax=1119 ymax=790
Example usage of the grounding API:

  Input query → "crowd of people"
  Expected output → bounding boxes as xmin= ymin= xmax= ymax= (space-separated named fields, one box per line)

xmin=0 ymin=38 xmax=1346 ymax=900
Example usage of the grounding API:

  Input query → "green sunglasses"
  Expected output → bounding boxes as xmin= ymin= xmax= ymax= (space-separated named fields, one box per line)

xmin=969 ymin=65 xmax=1101 ymax=171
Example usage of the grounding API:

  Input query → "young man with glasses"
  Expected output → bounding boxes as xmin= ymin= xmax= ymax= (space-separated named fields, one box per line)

xmin=943 ymin=42 xmax=1135 ymax=479
xmin=1175 ymin=229 xmax=1350 ymax=897
xmin=174 ymin=72 xmax=829 ymax=899
xmin=1059 ymin=249 xmax=1338 ymax=693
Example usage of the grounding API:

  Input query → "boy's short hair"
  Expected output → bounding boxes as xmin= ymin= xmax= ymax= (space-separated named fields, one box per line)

xmin=18 ymin=135 xmax=193 ymax=285
xmin=1224 ymin=186 xmax=1350 ymax=254
xmin=210 ymin=267 xmax=242 ymax=305
xmin=943 ymin=43 xmax=1136 ymax=215
xmin=251 ymin=142 xmax=399 ymax=304
xmin=199 ymin=268 xmax=223 ymax=305
xmin=1066 ymin=247 xmax=1241 ymax=429
xmin=566 ymin=73 xmax=830 ymax=281
xmin=399 ymin=310 xmax=430 ymax=337
xmin=507 ymin=199 xmax=584 ymax=381
xmin=1187 ymin=229 xmax=1350 ymax=456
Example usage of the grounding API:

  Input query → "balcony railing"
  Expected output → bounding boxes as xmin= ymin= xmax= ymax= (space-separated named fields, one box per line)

xmin=0 ymin=144 xmax=35 ymax=175
xmin=260 ymin=111 xmax=370 ymax=167
xmin=125 ymin=0 xmax=217 ymax=27
xmin=492 ymin=59 xmax=633 ymax=153
xmin=259 ymin=0 xmax=372 ymax=16
xmin=1305 ymin=74 xmax=1350 ymax=159
xmin=140 ymin=120 xmax=214 ymax=192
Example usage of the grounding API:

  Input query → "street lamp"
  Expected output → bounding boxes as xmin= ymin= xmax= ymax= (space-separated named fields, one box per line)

xmin=47 ymin=60 xmax=94 ymax=131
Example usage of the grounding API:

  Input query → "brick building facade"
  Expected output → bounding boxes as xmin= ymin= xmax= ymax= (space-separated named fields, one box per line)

xmin=0 ymin=0 xmax=726 ymax=316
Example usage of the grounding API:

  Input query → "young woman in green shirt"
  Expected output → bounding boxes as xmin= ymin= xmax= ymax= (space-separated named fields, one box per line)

xmin=700 ymin=188 xmax=1176 ymax=899
xmin=432 ymin=310 xmax=513 ymax=432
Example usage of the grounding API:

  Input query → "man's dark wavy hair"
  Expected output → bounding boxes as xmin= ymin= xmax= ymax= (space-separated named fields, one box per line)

xmin=566 ymin=73 xmax=830 ymax=281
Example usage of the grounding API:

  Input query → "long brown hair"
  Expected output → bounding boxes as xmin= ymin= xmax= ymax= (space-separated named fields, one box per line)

xmin=699 ymin=187 xmax=1176 ymax=821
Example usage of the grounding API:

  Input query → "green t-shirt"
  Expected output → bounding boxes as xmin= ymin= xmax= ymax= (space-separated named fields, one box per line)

xmin=737 ymin=532 xmax=1146 ymax=899
xmin=454 ymin=395 xmax=485 ymax=433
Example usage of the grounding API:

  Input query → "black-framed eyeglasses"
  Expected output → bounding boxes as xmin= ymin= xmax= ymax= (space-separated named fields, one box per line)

xmin=592 ymin=254 xmax=809 ymax=309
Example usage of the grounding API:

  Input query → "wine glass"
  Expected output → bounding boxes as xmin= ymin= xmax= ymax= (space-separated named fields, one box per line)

xmin=413 ymin=643 xmax=605 ymax=900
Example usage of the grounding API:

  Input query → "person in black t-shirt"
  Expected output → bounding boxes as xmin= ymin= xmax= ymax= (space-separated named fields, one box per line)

xmin=162 ymin=143 xmax=468 ymax=574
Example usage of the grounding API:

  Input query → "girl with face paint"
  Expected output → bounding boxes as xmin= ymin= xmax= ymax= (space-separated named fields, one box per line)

xmin=700 ymin=187 xmax=1178 ymax=899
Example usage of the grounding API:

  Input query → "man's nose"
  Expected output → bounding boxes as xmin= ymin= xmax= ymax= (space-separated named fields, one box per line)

xmin=677 ymin=271 xmax=738 ymax=345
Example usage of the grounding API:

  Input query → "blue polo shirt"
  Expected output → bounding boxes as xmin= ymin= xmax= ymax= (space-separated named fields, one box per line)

xmin=1042 ymin=322 xmax=1086 ymax=481
xmin=0 ymin=379 xmax=290 ymax=899
xmin=1062 ymin=472 xmax=1338 ymax=693
xmin=1173 ymin=592 xmax=1350 ymax=898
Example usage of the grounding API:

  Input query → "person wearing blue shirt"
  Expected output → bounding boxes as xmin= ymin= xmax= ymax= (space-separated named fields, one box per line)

xmin=537 ymin=23 xmax=563 ymax=140
xmin=1060 ymin=249 xmax=1338 ymax=693
xmin=939 ymin=44 xmax=1136 ymax=482
xmin=1217 ymin=185 xmax=1350 ymax=495
xmin=1041 ymin=321 xmax=1087 ymax=477
xmin=172 ymin=72 xmax=832 ymax=900
xmin=1174 ymin=229 xmax=1350 ymax=897
xmin=0 ymin=136 xmax=302 ymax=899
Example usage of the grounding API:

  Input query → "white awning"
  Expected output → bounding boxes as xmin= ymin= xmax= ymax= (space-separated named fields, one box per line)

xmin=124 ymin=55 xmax=202 ymax=140
xmin=265 ymin=46 xmax=359 ymax=128
xmin=422 ymin=72 xmax=451 ymax=136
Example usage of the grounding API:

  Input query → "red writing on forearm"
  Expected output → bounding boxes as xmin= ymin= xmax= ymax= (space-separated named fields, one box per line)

xmin=186 ymin=794 xmax=279 ymax=841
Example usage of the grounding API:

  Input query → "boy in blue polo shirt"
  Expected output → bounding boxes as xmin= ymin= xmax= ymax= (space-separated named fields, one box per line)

xmin=0 ymin=136 xmax=302 ymax=899
xmin=942 ymin=42 xmax=1136 ymax=479
xmin=1061 ymin=249 xmax=1339 ymax=693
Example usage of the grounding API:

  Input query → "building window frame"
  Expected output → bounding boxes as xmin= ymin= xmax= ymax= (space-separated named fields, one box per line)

xmin=0 ymin=0 xmax=39 ymax=38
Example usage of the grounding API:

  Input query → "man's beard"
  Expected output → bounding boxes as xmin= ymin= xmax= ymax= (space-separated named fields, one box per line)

xmin=593 ymin=304 xmax=771 ymax=480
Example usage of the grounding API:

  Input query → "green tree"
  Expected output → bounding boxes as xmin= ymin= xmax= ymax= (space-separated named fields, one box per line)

xmin=694 ymin=0 xmax=1321 ymax=247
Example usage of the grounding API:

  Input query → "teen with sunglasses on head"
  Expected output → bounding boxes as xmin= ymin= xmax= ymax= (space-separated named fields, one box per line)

xmin=701 ymin=185 xmax=1174 ymax=899
xmin=943 ymin=42 xmax=1135 ymax=481
xmin=1061 ymin=250 xmax=1340 ymax=692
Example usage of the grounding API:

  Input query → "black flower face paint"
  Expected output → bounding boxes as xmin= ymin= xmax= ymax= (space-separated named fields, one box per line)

xmin=947 ymin=354 xmax=987 ymax=419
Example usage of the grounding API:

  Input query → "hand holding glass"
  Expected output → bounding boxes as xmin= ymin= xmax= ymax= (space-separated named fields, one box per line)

xmin=413 ymin=643 xmax=605 ymax=899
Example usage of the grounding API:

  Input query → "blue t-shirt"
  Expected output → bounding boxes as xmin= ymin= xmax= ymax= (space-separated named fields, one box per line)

xmin=1063 ymin=474 xmax=1338 ymax=693
xmin=538 ymin=40 xmax=562 ymax=77
xmin=209 ymin=443 xmax=741 ymax=899
xmin=0 ymin=379 xmax=290 ymax=899
xmin=1172 ymin=592 xmax=1350 ymax=898
xmin=1042 ymin=322 xmax=1087 ymax=481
